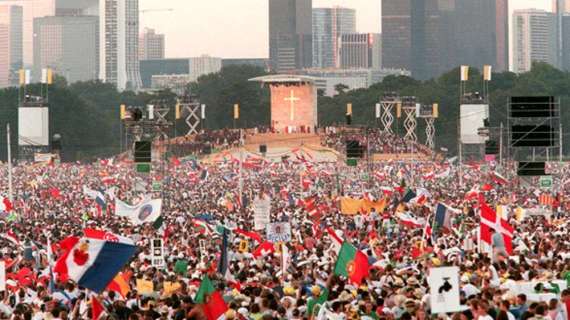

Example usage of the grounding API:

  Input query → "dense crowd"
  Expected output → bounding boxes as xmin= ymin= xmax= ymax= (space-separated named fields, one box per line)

xmin=321 ymin=128 xmax=433 ymax=157
xmin=0 ymin=130 xmax=568 ymax=320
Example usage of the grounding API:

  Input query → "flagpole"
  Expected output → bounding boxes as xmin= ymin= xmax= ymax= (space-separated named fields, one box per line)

xmin=7 ymin=123 xmax=13 ymax=203
xmin=238 ymin=129 xmax=243 ymax=209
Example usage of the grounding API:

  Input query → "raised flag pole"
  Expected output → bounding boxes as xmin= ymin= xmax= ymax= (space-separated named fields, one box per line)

xmin=238 ymin=129 xmax=243 ymax=210
xmin=7 ymin=124 xmax=13 ymax=203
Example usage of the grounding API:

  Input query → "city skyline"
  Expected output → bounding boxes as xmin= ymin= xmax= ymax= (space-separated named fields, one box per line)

xmin=139 ymin=0 xmax=550 ymax=59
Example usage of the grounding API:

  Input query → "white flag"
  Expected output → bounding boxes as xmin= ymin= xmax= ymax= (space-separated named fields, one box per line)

xmin=115 ymin=198 xmax=162 ymax=225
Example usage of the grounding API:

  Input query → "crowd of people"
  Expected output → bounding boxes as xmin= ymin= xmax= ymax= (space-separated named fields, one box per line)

xmin=0 ymin=129 xmax=568 ymax=320
xmin=321 ymin=128 xmax=434 ymax=158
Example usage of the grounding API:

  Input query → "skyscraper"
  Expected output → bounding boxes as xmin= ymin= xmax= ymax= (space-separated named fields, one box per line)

xmin=0 ymin=4 xmax=22 ymax=87
xmin=453 ymin=0 xmax=497 ymax=69
xmin=139 ymin=28 xmax=165 ymax=60
xmin=0 ymin=0 xmax=55 ymax=66
xmin=339 ymin=33 xmax=381 ymax=69
xmin=562 ymin=14 xmax=570 ymax=70
xmin=495 ymin=0 xmax=509 ymax=72
xmin=383 ymin=0 xmax=509 ymax=79
xmin=268 ymin=0 xmax=312 ymax=72
xmin=312 ymin=7 xmax=356 ymax=68
xmin=381 ymin=0 xmax=412 ymax=72
xmin=99 ymin=0 xmax=142 ymax=91
xmin=512 ymin=9 xmax=557 ymax=73
xmin=382 ymin=0 xmax=453 ymax=80
xmin=33 ymin=15 xmax=98 ymax=83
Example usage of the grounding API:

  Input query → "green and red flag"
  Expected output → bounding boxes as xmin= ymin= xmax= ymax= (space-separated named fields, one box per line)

xmin=194 ymin=276 xmax=228 ymax=320
xmin=334 ymin=242 xmax=369 ymax=285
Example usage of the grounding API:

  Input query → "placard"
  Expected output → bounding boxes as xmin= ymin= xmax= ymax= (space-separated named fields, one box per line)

xmin=428 ymin=266 xmax=461 ymax=314
xmin=253 ymin=196 xmax=271 ymax=230
xmin=266 ymin=222 xmax=291 ymax=242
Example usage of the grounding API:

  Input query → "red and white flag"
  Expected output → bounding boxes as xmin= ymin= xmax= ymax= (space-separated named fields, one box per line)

xmin=478 ymin=198 xmax=514 ymax=255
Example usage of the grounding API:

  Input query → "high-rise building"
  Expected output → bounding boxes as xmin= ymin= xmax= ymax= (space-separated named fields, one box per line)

xmin=139 ymin=56 xmax=222 ymax=88
xmin=381 ymin=0 xmax=412 ymax=73
xmin=562 ymin=14 xmax=570 ymax=70
xmin=339 ymin=33 xmax=381 ymax=69
xmin=0 ymin=0 xmax=55 ymax=66
xmin=383 ymin=0 xmax=508 ymax=79
xmin=139 ymin=28 xmax=165 ymax=60
xmin=33 ymin=15 xmax=98 ymax=83
xmin=0 ymin=5 xmax=22 ymax=87
xmin=495 ymin=0 xmax=509 ymax=72
xmin=312 ymin=7 xmax=356 ymax=68
xmin=268 ymin=0 xmax=312 ymax=72
xmin=188 ymin=55 xmax=221 ymax=82
xmin=382 ymin=0 xmax=452 ymax=80
xmin=99 ymin=0 xmax=142 ymax=91
xmin=512 ymin=9 xmax=557 ymax=73
xmin=453 ymin=0 xmax=497 ymax=70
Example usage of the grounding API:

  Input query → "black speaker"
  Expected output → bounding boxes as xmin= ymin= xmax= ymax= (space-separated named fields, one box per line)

xmin=259 ymin=144 xmax=267 ymax=153
xmin=485 ymin=140 xmax=499 ymax=155
xmin=134 ymin=141 xmax=152 ymax=163
xmin=346 ymin=140 xmax=364 ymax=158
xmin=510 ymin=96 xmax=555 ymax=118
xmin=517 ymin=162 xmax=546 ymax=176
xmin=346 ymin=114 xmax=352 ymax=125
xmin=511 ymin=125 xmax=554 ymax=147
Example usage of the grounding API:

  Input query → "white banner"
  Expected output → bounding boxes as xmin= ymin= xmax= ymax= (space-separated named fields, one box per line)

xmin=266 ymin=222 xmax=291 ymax=242
xmin=429 ymin=266 xmax=461 ymax=314
xmin=253 ymin=196 xmax=271 ymax=230
xmin=115 ymin=198 xmax=162 ymax=225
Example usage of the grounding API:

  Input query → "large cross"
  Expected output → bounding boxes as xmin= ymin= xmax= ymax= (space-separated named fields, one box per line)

xmin=284 ymin=90 xmax=300 ymax=121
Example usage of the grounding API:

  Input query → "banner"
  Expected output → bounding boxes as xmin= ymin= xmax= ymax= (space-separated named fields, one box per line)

xmin=253 ymin=196 xmax=271 ymax=230
xmin=115 ymin=198 xmax=162 ymax=225
xmin=266 ymin=222 xmax=291 ymax=242
xmin=340 ymin=197 xmax=387 ymax=215
xmin=428 ymin=266 xmax=461 ymax=314
xmin=340 ymin=197 xmax=362 ymax=215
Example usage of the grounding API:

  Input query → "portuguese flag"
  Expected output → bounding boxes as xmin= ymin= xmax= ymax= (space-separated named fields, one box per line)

xmin=194 ymin=276 xmax=228 ymax=320
xmin=334 ymin=241 xmax=369 ymax=285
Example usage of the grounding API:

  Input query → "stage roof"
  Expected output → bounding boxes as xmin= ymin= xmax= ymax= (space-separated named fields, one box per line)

xmin=249 ymin=74 xmax=319 ymax=84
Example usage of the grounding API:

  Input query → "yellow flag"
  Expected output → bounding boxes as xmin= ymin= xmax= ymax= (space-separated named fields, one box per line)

xmin=120 ymin=104 xmax=126 ymax=120
xmin=233 ymin=104 xmax=239 ymax=119
xmin=340 ymin=197 xmax=363 ymax=215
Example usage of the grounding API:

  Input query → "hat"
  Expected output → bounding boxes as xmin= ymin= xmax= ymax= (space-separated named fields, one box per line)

xmin=407 ymin=277 xmax=419 ymax=286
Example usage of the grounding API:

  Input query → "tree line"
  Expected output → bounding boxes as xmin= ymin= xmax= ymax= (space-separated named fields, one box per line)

xmin=0 ymin=62 xmax=568 ymax=161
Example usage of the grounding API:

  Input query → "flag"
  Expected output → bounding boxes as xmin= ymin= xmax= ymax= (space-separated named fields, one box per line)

xmin=434 ymin=203 xmax=452 ymax=231
xmin=83 ymin=229 xmax=134 ymax=244
xmin=115 ymin=198 xmax=162 ymax=225
xmin=195 ymin=276 xmax=228 ymax=320
xmin=396 ymin=212 xmax=423 ymax=228
xmin=217 ymin=229 xmax=229 ymax=275
xmin=401 ymin=189 xmax=417 ymax=203
xmin=0 ymin=197 xmax=13 ymax=213
xmin=233 ymin=228 xmax=262 ymax=244
xmin=192 ymin=219 xmax=214 ymax=235
xmin=326 ymin=227 xmax=343 ymax=254
xmin=92 ymin=296 xmax=105 ymax=320
xmin=479 ymin=198 xmax=514 ymax=255
xmin=334 ymin=242 xmax=369 ymax=285
xmin=83 ymin=186 xmax=107 ymax=210
xmin=490 ymin=171 xmax=507 ymax=185
xmin=107 ymin=272 xmax=130 ymax=298
xmin=53 ymin=235 xmax=137 ymax=293
xmin=460 ymin=65 xmax=469 ymax=81
xmin=252 ymin=241 xmax=275 ymax=258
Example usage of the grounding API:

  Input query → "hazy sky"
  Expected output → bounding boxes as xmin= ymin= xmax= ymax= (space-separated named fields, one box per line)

xmin=140 ymin=0 xmax=550 ymax=59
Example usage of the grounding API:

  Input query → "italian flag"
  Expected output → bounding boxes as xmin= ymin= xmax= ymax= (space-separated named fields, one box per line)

xmin=334 ymin=242 xmax=369 ymax=285
xmin=194 ymin=276 xmax=228 ymax=320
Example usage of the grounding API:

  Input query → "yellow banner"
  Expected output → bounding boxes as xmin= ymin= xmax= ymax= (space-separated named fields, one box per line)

xmin=340 ymin=197 xmax=363 ymax=215
xmin=136 ymin=279 xmax=154 ymax=295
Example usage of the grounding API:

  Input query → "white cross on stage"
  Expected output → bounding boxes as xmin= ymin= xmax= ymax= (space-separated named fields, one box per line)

xmin=284 ymin=90 xmax=300 ymax=121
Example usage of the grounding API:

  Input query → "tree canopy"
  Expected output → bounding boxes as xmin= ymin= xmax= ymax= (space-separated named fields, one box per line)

xmin=1 ymin=62 xmax=569 ymax=161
